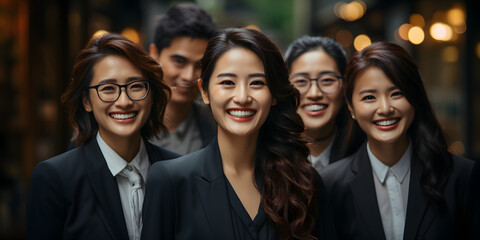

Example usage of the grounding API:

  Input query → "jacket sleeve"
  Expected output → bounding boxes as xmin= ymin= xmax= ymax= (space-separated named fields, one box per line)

xmin=26 ymin=161 xmax=65 ymax=240
xmin=313 ymin=172 xmax=337 ymax=240
xmin=141 ymin=162 xmax=176 ymax=240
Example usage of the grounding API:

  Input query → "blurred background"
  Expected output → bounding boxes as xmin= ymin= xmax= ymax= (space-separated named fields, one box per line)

xmin=1 ymin=0 xmax=479 ymax=238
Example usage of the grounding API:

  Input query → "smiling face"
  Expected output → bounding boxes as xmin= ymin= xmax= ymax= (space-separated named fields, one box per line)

xmin=349 ymin=66 xmax=415 ymax=147
xmin=200 ymin=47 xmax=274 ymax=138
xmin=289 ymin=49 xmax=344 ymax=135
xmin=83 ymin=55 xmax=152 ymax=145
xmin=156 ymin=36 xmax=208 ymax=104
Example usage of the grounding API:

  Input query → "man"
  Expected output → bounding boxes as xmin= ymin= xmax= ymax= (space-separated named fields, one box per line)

xmin=149 ymin=3 xmax=217 ymax=155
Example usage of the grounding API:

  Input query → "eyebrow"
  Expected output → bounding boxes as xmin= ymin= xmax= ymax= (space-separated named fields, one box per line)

xmin=216 ymin=73 xmax=266 ymax=78
xmin=97 ymin=77 xmax=145 ymax=85
xmin=291 ymin=71 xmax=338 ymax=78
xmin=358 ymin=86 xmax=399 ymax=95
xmin=170 ymin=54 xmax=187 ymax=61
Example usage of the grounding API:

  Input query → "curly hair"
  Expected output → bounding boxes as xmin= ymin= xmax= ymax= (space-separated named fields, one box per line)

xmin=345 ymin=42 xmax=453 ymax=211
xmin=200 ymin=28 xmax=319 ymax=240
xmin=61 ymin=33 xmax=170 ymax=146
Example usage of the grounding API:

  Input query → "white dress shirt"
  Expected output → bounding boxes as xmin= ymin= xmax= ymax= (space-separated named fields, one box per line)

xmin=308 ymin=132 xmax=336 ymax=173
xmin=97 ymin=132 xmax=150 ymax=240
xmin=368 ymin=141 xmax=412 ymax=240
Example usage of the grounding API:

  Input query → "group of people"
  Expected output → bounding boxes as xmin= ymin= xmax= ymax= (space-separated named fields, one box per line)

xmin=26 ymin=2 xmax=479 ymax=240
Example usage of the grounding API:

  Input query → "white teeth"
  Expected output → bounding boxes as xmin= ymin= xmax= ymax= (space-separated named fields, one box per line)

xmin=375 ymin=119 xmax=399 ymax=126
xmin=110 ymin=113 xmax=136 ymax=119
xmin=304 ymin=104 xmax=326 ymax=111
xmin=228 ymin=110 xmax=255 ymax=118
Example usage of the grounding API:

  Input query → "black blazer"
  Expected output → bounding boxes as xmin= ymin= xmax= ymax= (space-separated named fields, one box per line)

xmin=320 ymin=143 xmax=479 ymax=240
xmin=141 ymin=138 xmax=336 ymax=240
xmin=26 ymin=138 xmax=179 ymax=240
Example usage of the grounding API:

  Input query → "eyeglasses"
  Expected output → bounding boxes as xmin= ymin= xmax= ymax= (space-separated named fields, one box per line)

xmin=290 ymin=73 xmax=342 ymax=94
xmin=88 ymin=81 xmax=150 ymax=102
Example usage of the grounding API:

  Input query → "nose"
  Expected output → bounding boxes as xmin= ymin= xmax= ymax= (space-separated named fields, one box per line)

xmin=115 ymin=88 xmax=134 ymax=108
xmin=180 ymin=64 xmax=197 ymax=82
xmin=232 ymin=84 xmax=251 ymax=105
xmin=306 ymin=80 xmax=323 ymax=99
xmin=377 ymin=96 xmax=394 ymax=115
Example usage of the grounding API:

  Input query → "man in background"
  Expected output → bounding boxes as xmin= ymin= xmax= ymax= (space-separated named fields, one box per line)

xmin=149 ymin=2 xmax=217 ymax=154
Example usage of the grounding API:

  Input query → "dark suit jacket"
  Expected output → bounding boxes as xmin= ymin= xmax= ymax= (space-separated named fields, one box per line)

xmin=141 ymin=138 xmax=336 ymax=240
xmin=320 ymin=143 xmax=479 ymax=240
xmin=26 ymin=138 xmax=179 ymax=240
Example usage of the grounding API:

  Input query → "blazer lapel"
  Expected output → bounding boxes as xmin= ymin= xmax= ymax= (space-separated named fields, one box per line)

xmin=349 ymin=144 xmax=386 ymax=240
xmin=403 ymin=157 xmax=433 ymax=239
xmin=84 ymin=139 xmax=129 ymax=240
xmin=195 ymin=138 xmax=235 ymax=239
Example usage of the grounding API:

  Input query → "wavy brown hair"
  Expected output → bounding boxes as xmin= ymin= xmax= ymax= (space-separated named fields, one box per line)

xmin=62 ymin=33 xmax=170 ymax=146
xmin=345 ymin=42 xmax=453 ymax=211
xmin=200 ymin=28 xmax=319 ymax=240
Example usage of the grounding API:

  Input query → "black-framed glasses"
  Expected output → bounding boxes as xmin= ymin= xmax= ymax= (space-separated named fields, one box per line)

xmin=290 ymin=73 xmax=343 ymax=94
xmin=88 ymin=81 xmax=150 ymax=102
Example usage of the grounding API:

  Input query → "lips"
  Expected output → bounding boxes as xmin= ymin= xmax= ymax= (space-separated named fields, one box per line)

xmin=303 ymin=103 xmax=327 ymax=116
xmin=374 ymin=118 xmax=399 ymax=126
xmin=110 ymin=112 xmax=137 ymax=120
xmin=227 ymin=109 xmax=256 ymax=121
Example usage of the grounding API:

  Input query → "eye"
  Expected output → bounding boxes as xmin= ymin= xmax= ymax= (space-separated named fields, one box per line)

xmin=219 ymin=80 xmax=235 ymax=85
xmin=293 ymin=78 xmax=309 ymax=87
xmin=250 ymin=80 xmax=266 ymax=86
xmin=320 ymin=77 xmax=337 ymax=85
xmin=98 ymin=84 xmax=117 ymax=93
xmin=391 ymin=91 xmax=403 ymax=97
xmin=172 ymin=57 xmax=186 ymax=66
xmin=361 ymin=95 xmax=375 ymax=101
xmin=129 ymin=82 xmax=148 ymax=91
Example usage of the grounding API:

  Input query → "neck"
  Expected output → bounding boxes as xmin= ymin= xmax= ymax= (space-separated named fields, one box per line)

xmin=164 ymin=101 xmax=193 ymax=131
xmin=99 ymin=131 xmax=142 ymax=163
xmin=217 ymin=128 xmax=257 ymax=175
xmin=304 ymin=127 xmax=335 ymax=157
xmin=368 ymin=137 xmax=409 ymax=167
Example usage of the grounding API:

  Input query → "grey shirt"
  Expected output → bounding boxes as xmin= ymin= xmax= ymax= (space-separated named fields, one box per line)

xmin=368 ymin=141 xmax=412 ymax=240
xmin=149 ymin=110 xmax=203 ymax=155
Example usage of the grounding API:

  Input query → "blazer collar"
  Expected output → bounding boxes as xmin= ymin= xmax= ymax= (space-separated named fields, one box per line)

xmin=83 ymin=138 xmax=129 ymax=240
xmin=349 ymin=143 xmax=387 ymax=240
xmin=195 ymin=137 xmax=235 ymax=239
xmin=403 ymin=155 xmax=433 ymax=239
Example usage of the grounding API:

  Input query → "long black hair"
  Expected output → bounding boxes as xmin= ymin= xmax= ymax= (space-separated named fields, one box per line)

xmin=345 ymin=42 xmax=453 ymax=211
xmin=200 ymin=28 xmax=318 ymax=240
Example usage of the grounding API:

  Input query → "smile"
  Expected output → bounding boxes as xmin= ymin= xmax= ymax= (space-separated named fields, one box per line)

xmin=304 ymin=104 xmax=327 ymax=111
xmin=374 ymin=118 xmax=399 ymax=126
xmin=110 ymin=112 xmax=137 ymax=119
xmin=227 ymin=109 xmax=256 ymax=118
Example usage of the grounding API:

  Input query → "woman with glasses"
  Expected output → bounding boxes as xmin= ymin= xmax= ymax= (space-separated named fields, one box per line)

xmin=142 ymin=28 xmax=336 ymax=240
xmin=285 ymin=36 xmax=357 ymax=172
xmin=27 ymin=33 xmax=179 ymax=240
xmin=320 ymin=42 xmax=479 ymax=239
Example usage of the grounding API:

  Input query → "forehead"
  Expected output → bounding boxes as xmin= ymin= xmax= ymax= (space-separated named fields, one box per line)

xmin=212 ymin=48 xmax=264 ymax=74
xmin=353 ymin=66 xmax=395 ymax=91
xmin=291 ymin=49 xmax=339 ymax=74
xmin=91 ymin=55 xmax=143 ymax=84
xmin=160 ymin=36 xmax=208 ymax=60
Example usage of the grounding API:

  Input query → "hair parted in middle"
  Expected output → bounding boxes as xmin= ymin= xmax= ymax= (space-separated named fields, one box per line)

xmin=61 ymin=33 xmax=170 ymax=146
xmin=200 ymin=27 xmax=319 ymax=240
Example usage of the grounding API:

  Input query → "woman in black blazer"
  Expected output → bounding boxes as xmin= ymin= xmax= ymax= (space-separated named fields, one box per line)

xmin=27 ymin=33 xmax=179 ymax=240
xmin=142 ymin=28 xmax=336 ymax=240
xmin=320 ymin=42 xmax=479 ymax=239
xmin=284 ymin=36 xmax=359 ymax=172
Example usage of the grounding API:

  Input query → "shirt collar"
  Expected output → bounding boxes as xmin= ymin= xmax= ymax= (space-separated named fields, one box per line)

xmin=368 ymin=140 xmax=412 ymax=184
xmin=308 ymin=131 xmax=336 ymax=169
xmin=96 ymin=132 xmax=150 ymax=180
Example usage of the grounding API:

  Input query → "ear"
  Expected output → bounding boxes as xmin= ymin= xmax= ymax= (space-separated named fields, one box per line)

xmin=82 ymin=93 xmax=93 ymax=112
xmin=198 ymin=79 xmax=210 ymax=105
xmin=149 ymin=43 xmax=159 ymax=62
xmin=346 ymin=100 xmax=355 ymax=119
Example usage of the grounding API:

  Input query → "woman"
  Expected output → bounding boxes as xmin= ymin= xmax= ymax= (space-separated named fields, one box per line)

xmin=142 ymin=28 xmax=335 ymax=240
xmin=285 ymin=36 xmax=356 ymax=172
xmin=320 ymin=42 xmax=479 ymax=239
xmin=27 ymin=33 xmax=179 ymax=240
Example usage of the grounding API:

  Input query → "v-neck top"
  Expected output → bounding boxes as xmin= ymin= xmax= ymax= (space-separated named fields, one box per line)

xmin=225 ymin=175 xmax=276 ymax=240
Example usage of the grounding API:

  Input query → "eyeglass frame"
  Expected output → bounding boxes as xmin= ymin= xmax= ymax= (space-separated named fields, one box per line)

xmin=290 ymin=73 xmax=343 ymax=95
xmin=87 ymin=80 xmax=150 ymax=102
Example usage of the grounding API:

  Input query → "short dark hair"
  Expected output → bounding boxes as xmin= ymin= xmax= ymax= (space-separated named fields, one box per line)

xmin=152 ymin=2 xmax=216 ymax=53
xmin=62 ymin=33 xmax=170 ymax=146
xmin=345 ymin=42 xmax=453 ymax=211
xmin=200 ymin=28 xmax=318 ymax=239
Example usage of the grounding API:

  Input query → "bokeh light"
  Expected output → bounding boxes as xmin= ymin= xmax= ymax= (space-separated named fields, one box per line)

xmin=334 ymin=0 xmax=366 ymax=22
xmin=476 ymin=42 xmax=480 ymax=59
xmin=447 ymin=8 xmax=465 ymax=26
xmin=409 ymin=13 xmax=425 ymax=28
xmin=408 ymin=26 xmax=424 ymax=45
xmin=398 ymin=23 xmax=412 ymax=41
xmin=430 ymin=22 xmax=453 ymax=41
xmin=92 ymin=30 xmax=109 ymax=39
xmin=442 ymin=46 xmax=459 ymax=63
xmin=121 ymin=28 xmax=140 ymax=43
xmin=354 ymin=34 xmax=371 ymax=51
xmin=336 ymin=29 xmax=354 ymax=48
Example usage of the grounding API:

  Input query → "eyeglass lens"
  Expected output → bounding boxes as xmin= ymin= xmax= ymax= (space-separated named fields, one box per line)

xmin=292 ymin=74 xmax=340 ymax=94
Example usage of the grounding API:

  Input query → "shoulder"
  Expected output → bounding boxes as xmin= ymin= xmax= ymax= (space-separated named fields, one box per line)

xmin=149 ymin=148 xmax=207 ymax=182
xmin=320 ymin=156 xmax=354 ymax=187
xmin=449 ymin=154 xmax=477 ymax=184
xmin=145 ymin=140 xmax=181 ymax=160
xmin=32 ymin=147 xmax=87 ymax=180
